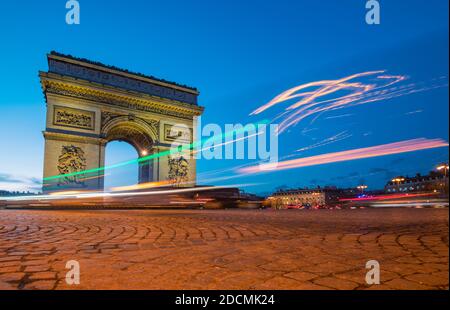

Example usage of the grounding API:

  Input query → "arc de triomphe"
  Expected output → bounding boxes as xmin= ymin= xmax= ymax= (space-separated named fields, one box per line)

xmin=40 ymin=52 xmax=204 ymax=192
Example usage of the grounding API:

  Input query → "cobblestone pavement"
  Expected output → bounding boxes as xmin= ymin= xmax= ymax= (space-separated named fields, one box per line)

xmin=0 ymin=208 xmax=448 ymax=290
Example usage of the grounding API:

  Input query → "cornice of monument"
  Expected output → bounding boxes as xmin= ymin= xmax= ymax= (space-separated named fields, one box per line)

xmin=48 ymin=51 xmax=199 ymax=94
xmin=43 ymin=130 xmax=107 ymax=145
xmin=39 ymin=72 xmax=204 ymax=119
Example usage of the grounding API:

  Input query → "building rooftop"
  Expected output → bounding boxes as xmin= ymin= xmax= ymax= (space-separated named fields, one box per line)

xmin=386 ymin=173 xmax=447 ymax=186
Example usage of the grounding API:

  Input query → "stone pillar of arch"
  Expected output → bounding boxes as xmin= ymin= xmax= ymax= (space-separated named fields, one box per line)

xmin=138 ymin=155 xmax=154 ymax=184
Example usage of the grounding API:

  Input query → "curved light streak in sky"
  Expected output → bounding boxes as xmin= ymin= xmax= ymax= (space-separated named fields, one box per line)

xmin=250 ymin=71 xmax=446 ymax=134
xmin=296 ymin=131 xmax=353 ymax=152
xmin=238 ymin=138 xmax=449 ymax=175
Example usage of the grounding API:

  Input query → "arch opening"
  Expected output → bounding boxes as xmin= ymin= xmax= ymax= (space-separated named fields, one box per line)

xmin=104 ymin=141 xmax=139 ymax=191
xmin=104 ymin=121 xmax=154 ymax=156
xmin=102 ymin=120 xmax=156 ymax=190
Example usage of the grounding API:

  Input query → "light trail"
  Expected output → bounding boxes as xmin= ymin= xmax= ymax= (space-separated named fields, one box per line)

xmin=1 ymin=184 xmax=245 ymax=201
xmin=324 ymin=113 xmax=354 ymax=119
xmin=238 ymin=138 xmax=449 ymax=174
xmin=405 ymin=109 xmax=423 ymax=115
xmin=42 ymin=120 xmax=269 ymax=183
xmin=251 ymin=71 xmax=384 ymax=115
xmin=197 ymin=152 xmax=300 ymax=182
xmin=369 ymin=202 xmax=449 ymax=208
xmin=192 ymin=131 xmax=265 ymax=155
xmin=110 ymin=180 xmax=173 ymax=192
xmin=250 ymin=71 xmax=448 ymax=134
xmin=338 ymin=192 xmax=440 ymax=202
xmin=296 ymin=131 xmax=352 ymax=152
xmin=48 ymin=190 xmax=95 ymax=196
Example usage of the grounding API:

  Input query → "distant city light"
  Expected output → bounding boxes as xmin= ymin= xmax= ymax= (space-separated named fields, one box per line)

xmin=391 ymin=177 xmax=405 ymax=183
xmin=437 ymin=164 xmax=449 ymax=170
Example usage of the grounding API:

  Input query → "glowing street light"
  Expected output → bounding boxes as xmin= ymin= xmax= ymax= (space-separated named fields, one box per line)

xmin=141 ymin=150 xmax=148 ymax=156
xmin=437 ymin=163 xmax=449 ymax=177
xmin=357 ymin=185 xmax=368 ymax=193
xmin=391 ymin=177 xmax=405 ymax=183
xmin=436 ymin=164 xmax=449 ymax=195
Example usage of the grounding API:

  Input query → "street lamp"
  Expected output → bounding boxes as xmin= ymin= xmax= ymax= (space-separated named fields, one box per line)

xmin=437 ymin=164 xmax=449 ymax=177
xmin=437 ymin=164 xmax=449 ymax=195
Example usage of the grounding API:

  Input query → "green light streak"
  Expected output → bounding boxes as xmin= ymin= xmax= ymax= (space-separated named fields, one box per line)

xmin=43 ymin=120 xmax=269 ymax=182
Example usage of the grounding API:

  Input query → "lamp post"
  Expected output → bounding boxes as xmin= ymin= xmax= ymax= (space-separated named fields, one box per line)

xmin=437 ymin=164 xmax=449 ymax=178
xmin=437 ymin=164 xmax=449 ymax=195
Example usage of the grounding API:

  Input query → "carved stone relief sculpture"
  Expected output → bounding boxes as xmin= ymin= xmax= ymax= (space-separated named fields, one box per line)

xmin=57 ymin=145 xmax=87 ymax=185
xmin=53 ymin=106 xmax=95 ymax=130
xmin=168 ymin=156 xmax=189 ymax=186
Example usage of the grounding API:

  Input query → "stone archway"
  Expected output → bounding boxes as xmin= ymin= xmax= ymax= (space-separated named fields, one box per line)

xmin=40 ymin=52 xmax=203 ymax=192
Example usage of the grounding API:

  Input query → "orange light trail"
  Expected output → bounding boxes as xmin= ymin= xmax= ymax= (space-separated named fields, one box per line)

xmin=338 ymin=192 xmax=439 ymax=202
xmin=2 ymin=185 xmax=234 ymax=201
xmin=48 ymin=190 xmax=94 ymax=196
xmin=239 ymin=138 xmax=449 ymax=174
xmin=110 ymin=180 xmax=172 ymax=192
xmin=251 ymin=71 xmax=384 ymax=115
xmin=250 ymin=71 xmax=447 ymax=134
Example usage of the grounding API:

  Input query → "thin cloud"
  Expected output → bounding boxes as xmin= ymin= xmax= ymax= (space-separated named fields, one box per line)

xmin=0 ymin=172 xmax=42 ymax=193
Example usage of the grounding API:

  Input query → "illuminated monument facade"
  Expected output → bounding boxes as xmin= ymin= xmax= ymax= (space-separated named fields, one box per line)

xmin=40 ymin=52 xmax=204 ymax=192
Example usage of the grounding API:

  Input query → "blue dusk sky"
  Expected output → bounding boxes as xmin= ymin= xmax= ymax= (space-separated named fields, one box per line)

xmin=0 ymin=0 xmax=448 ymax=194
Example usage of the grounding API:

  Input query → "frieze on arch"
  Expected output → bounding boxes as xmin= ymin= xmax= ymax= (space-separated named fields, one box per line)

xmin=54 ymin=105 xmax=95 ymax=130
xmin=42 ymin=81 xmax=202 ymax=120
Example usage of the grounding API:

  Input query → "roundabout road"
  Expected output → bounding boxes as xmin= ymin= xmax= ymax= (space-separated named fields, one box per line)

xmin=0 ymin=208 xmax=448 ymax=290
